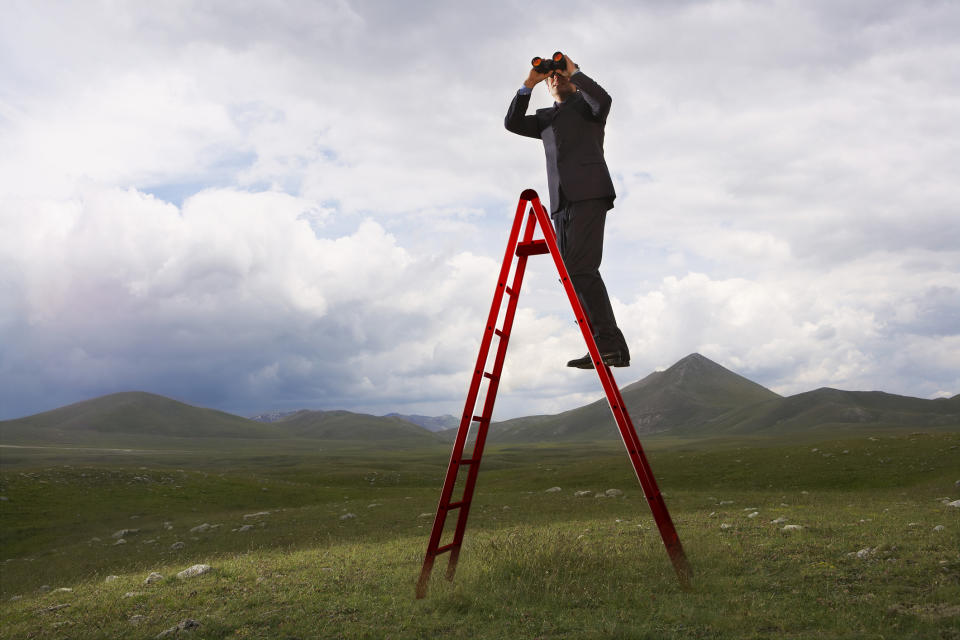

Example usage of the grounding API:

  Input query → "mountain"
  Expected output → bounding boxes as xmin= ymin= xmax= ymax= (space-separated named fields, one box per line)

xmin=442 ymin=353 xmax=960 ymax=442
xmin=268 ymin=410 xmax=443 ymax=445
xmin=708 ymin=387 xmax=960 ymax=434
xmin=0 ymin=392 xmax=444 ymax=447
xmin=485 ymin=353 xmax=781 ymax=442
xmin=384 ymin=413 xmax=459 ymax=432
xmin=0 ymin=391 xmax=278 ymax=443
xmin=249 ymin=410 xmax=304 ymax=423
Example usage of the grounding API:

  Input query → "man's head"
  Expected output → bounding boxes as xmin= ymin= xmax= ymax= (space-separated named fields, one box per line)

xmin=547 ymin=72 xmax=577 ymax=103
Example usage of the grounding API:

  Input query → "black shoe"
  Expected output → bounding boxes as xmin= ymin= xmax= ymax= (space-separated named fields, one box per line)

xmin=567 ymin=353 xmax=595 ymax=369
xmin=602 ymin=350 xmax=630 ymax=367
xmin=566 ymin=351 xmax=630 ymax=369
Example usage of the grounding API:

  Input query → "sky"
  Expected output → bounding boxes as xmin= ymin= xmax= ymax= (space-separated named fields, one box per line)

xmin=1 ymin=0 xmax=958 ymax=421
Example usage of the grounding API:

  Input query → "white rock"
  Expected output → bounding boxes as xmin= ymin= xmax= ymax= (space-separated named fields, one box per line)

xmin=545 ymin=487 xmax=562 ymax=493
xmin=720 ymin=523 xmax=732 ymax=530
xmin=235 ymin=525 xmax=253 ymax=532
xmin=747 ymin=512 xmax=759 ymax=518
xmin=144 ymin=572 xmax=163 ymax=585
xmin=418 ymin=512 xmax=432 ymax=518
xmin=719 ymin=500 xmax=734 ymax=505
xmin=855 ymin=548 xmax=874 ymax=559
xmin=190 ymin=523 xmax=211 ymax=533
xmin=605 ymin=489 xmax=623 ymax=497
xmin=339 ymin=513 xmax=356 ymax=520
xmin=782 ymin=525 xmax=803 ymax=532
xmin=170 ymin=542 xmax=185 ymax=550
xmin=770 ymin=517 xmax=788 ymax=524
xmin=176 ymin=564 xmax=211 ymax=579
xmin=948 ymin=500 xmax=960 ymax=508
xmin=105 ymin=575 xmax=119 ymax=583
xmin=52 ymin=587 xmax=72 ymax=593
xmin=113 ymin=539 xmax=127 ymax=545
xmin=708 ymin=512 xmax=717 ymax=517
xmin=9 ymin=595 xmax=22 ymax=602
xmin=243 ymin=511 xmax=270 ymax=519
xmin=112 ymin=529 xmax=138 ymax=539
xmin=367 ymin=504 xmax=381 ymax=508
xmin=574 ymin=491 xmax=592 ymax=498
xmin=122 ymin=591 xmax=140 ymax=598
xmin=933 ymin=525 xmax=945 ymax=532
xmin=163 ymin=522 xmax=173 ymax=530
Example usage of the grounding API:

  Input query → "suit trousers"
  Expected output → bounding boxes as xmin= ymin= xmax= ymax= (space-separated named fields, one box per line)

xmin=552 ymin=196 xmax=629 ymax=356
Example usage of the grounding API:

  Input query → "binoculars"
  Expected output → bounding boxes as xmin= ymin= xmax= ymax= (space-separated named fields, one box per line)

xmin=531 ymin=51 xmax=566 ymax=74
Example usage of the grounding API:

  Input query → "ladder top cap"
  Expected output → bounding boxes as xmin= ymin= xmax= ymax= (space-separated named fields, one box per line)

xmin=520 ymin=188 xmax=539 ymax=201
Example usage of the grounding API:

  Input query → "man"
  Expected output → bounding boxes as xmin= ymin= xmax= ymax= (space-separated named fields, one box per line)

xmin=505 ymin=53 xmax=630 ymax=369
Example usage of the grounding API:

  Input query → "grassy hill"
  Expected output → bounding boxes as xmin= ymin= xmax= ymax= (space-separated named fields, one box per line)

xmin=484 ymin=353 xmax=782 ymax=442
xmin=0 ymin=393 xmax=443 ymax=449
xmin=0 ymin=392 xmax=279 ymax=445
xmin=440 ymin=354 xmax=960 ymax=443
xmin=707 ymin=387 xmax=960 ymax=435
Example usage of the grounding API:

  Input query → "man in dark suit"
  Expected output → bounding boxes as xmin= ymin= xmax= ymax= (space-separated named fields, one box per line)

xmin=505 ymin=54 xmax=630 ymax=369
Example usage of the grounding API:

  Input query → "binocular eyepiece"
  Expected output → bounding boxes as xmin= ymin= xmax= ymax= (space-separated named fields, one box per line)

xmin=531 ymin=51 xmax=566 ymax=74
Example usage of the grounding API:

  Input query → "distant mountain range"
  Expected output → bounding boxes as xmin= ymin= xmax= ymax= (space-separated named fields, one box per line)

xmin=465 ymin=353 xmax=960 ymax=442
xmin=2 ymin=354 xmax=957 ymax=448
xmin=0 ymin=392 xmax=444 ymax=448
xmin=250 ymin=410 xmax=458 ymax=433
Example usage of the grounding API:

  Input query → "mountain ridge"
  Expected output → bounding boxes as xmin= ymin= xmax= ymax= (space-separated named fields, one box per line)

xmin=3 ymin=354 xmax=957 ymax=446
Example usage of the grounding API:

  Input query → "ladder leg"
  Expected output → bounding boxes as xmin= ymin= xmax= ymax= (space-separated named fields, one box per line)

xmin=444 ymin=208 xmax=540 ymax=581
xmin=416 ymin=196 xmax=532 ymax=598
xmin=527 ymin=193 xmax=693 ymax=588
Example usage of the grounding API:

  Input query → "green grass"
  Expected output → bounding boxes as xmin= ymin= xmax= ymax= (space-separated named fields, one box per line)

xmin=1 ymin=432 xmax=959 ymax=638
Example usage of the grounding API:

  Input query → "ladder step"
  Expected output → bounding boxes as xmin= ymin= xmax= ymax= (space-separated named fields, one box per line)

xmin=471 ymin=415 xmax=489 ymax=423
xmin=443 ymin=500 xmax=468 ymax=510
xmin=482 ymin=372 xmax=498 ymax=381
xmin=494 ymin=328 xmax=505 ymax=337
xmin=505 ymin=286 xmax=515 ymax=296
xmin=516 ymin=240 xmax=549 ymax=256
xmin=458 ymin=458 xmax=477 ymax=465
xmin=435 ymin=543 xmax=458 ymax=555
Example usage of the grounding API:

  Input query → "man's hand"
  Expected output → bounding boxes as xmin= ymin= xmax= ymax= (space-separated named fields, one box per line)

xmin=523 ymin=67 xmax=550 ymax=89
xmin=557 ymin=54 xmax=578 ymax=78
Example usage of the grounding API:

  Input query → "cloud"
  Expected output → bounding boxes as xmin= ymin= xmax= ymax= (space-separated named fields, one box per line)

xmin=1 ymin=1 xmax=958 ymax=419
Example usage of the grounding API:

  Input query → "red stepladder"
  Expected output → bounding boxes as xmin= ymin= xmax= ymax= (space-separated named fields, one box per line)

xmin=415 ymin=189 xmax=692 ymax=599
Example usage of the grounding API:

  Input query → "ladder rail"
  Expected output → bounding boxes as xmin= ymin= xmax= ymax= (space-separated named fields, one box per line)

xmin=444 ymin=208 xmax=541 ymax=578
xmin=417 ymin=196 xmax=529 ymax=595
xmin=527 ymin=194 xmax=692 ymax=585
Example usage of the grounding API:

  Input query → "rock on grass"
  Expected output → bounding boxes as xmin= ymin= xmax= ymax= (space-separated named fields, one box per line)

xmin=156 ymin=619 xmax=200 ymax=638
xmin=176 ymin=564 xmax=211 ymax=579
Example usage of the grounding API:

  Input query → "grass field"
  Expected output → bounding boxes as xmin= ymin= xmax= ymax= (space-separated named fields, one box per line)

xmin=1 ymin=431 xmax=959 ymax=638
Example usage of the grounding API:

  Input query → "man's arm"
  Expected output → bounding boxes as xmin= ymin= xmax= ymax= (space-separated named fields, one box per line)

xmin=505 ymin=66 xmax=550 ymax=139
xmin=505 ymin=90 xmax=540 ymax=138
xmin=562 ymin=55 xmax=612 ymax=122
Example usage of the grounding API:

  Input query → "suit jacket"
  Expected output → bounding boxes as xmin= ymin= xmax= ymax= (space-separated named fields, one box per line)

xmin=504 ymin=71 xmax=616 ymax=214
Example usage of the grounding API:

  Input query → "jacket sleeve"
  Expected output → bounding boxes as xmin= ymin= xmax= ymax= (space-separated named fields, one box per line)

xmin=569 ymin=71 xmax=611 ymax=122
xmin=504 ymin=90 xmax=541 ymax=139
